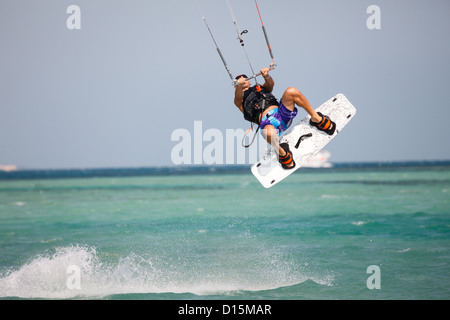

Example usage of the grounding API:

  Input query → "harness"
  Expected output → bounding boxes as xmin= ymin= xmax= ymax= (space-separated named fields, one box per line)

xmin=241 ymin=85 xmax=278 ymax=147
xmin=243 ymin=85 xmax=270 ymax=123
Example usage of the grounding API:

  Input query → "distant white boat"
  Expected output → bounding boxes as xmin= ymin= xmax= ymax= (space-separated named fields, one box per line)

xmin=303 ymin=150 xmax=332 ymax=168
xmin=0 ymin=165 xmax=18 ymax=172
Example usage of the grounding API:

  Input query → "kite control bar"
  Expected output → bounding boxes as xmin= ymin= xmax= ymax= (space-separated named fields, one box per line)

xmin=232 ymin=63 xmax=276 ymax=86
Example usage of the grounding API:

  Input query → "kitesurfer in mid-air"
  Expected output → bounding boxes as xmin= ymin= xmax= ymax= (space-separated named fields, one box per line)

xmin=233 ymin=67 xmax=336 ymax=169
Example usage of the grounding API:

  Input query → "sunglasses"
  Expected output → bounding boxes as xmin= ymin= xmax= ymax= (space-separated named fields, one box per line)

xmin=235 ymin=74 xmax=248 ymax=80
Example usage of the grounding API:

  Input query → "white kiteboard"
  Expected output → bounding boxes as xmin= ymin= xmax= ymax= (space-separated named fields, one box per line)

xmin=251 ymin=93 xmax=356 ymax=188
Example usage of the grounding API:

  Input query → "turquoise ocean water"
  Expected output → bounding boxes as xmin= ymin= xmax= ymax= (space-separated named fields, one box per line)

xmin=0 ymin=163 xmax=449 ymax=300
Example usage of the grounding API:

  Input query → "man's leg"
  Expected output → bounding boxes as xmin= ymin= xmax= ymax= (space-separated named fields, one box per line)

xmin=280 ymin=87 xmax=328 ymax=126
xmin=261 ymin=124 xmax=294 ymax=168
xmin=261 ymin=124 xmax=279 ymax=153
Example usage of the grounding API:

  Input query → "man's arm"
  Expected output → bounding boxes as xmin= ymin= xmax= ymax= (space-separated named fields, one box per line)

xmin=233 ymin=80 xmax=245 ymax=113
xmin=261 ymin=67 xmax=274 ymax=92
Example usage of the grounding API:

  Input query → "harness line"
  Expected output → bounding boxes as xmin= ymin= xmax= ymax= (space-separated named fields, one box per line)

xmin=255 ymin=0 xmax=275 ymax=65
xmin=202 ymin=17 xmax=234 ymax=82
xmin=225 ymin=0 xmax=258 ymax=84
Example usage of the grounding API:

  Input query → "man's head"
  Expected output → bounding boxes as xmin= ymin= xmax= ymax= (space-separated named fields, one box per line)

xmin=234 ymin=74 xmax=251 ymax=89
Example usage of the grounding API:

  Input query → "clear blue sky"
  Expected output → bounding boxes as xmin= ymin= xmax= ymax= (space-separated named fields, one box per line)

xmin=1 ymin=0 xmax=449 ymax=169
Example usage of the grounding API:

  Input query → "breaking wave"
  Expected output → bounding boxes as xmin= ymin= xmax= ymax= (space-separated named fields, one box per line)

xmin=0 ymin=244 xmax=334 ymax=299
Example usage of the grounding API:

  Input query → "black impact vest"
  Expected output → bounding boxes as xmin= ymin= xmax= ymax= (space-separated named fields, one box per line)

xmin=242 ymin=85 xmax=279 ymax=124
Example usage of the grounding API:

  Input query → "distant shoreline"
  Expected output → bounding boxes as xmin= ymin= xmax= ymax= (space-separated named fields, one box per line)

xmin=1 ymin=160 xmax=449 ymax=181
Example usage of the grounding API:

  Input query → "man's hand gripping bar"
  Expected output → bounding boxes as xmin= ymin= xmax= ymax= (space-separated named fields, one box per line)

xmin=232 ymin=63 xmax=276 ymax=86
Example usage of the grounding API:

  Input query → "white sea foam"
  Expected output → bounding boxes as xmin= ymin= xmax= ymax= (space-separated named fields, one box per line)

xmin=0 ymin=244 xmax=334 ymax=299
xmin=352 ymin=221 xmax=368 ymax=226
